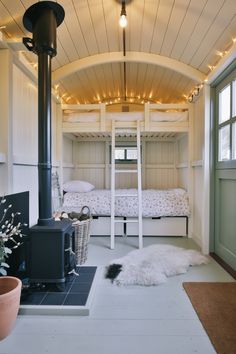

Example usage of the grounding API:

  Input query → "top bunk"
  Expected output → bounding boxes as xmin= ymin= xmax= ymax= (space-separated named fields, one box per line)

xmin=61 ymin=103 xmax=191 ymax=134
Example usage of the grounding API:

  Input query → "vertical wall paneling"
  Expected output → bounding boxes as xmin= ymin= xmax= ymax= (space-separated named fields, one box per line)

xmin=105 ymin=141 xmax=110 ymax=189
xmin=56 ymin=103 xmax=63 ymax=193
xmin=193 ymin=92 xmax=204 ymax=162
xmin=187 ymin=103 xmax=194 ymax=237
xmin=173 ymin=140 xmax=178 ymax=186
xmin=141 ymin=140 xmax=146 ymax=189
xmin=12 ymin=62 xmax=38 ymax=225
xmin=191 ymin=93 xmax=204 ymax=247
xmin=63 ymin=136 xmax=193 ymax=191
xmin=11 ymin=63 xmax=59 ymax=225
xmin=52 ymin=99 xmax=59 ymax=166
xmin=176 ymin=134 xmax=188 ymax=189
xmin=13 ymin=64 xmax=38 ymax=164
xmin=0 ymin=50 xmax=13 ymax=195
xmin=74 ymin=141 xmax=105 ymax=188
xmin=63 ymin=135 xmax=74 ymax=183
xmin=145 ymin=141 xmax=176 ymax=189
xmin=202 ymin=84 xmax=211 ymax=254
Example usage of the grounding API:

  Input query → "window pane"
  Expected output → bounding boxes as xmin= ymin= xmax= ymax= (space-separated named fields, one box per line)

xmin=219 ymin=85 xmax=231 ymax=124
xmin=115 ymin=149 xmax=125 ymax=159
xmin=233 ymin=80 xmax=236 ymax=117
xmin=233 ymin=122 xmax=236 ymax=160
xmin=126 ymin=148 xmax=137 ymax=159
xmin=219 ymin=125 xmax=230 ymax=161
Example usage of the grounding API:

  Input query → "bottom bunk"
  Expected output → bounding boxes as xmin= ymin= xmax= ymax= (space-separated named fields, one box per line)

xmin=61 ymin=187 xmax=190 ymax=237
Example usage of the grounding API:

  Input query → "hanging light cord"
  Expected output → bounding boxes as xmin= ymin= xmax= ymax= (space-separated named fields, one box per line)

xmin=122 ymin=2 xmax=127 ymax=101
xmin=123 ymin=27 xmax=127 ymax=100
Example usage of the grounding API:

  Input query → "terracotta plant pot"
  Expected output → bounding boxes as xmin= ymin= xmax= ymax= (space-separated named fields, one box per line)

xmin=0 ymin=276 xmax=22 ymax=341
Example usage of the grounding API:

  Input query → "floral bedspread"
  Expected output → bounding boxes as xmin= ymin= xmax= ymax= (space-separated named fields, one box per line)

xmin=62 ymin=188 xmax=190 ymax=217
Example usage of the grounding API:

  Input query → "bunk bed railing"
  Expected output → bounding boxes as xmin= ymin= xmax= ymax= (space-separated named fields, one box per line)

xmin=61 ymin=103 xmax=190 ymax=134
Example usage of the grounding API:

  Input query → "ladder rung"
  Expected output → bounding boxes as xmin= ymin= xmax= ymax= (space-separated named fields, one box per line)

xmin=115 ymin=146 xmax=137 ymax=149
xmin=115 ymin=194 xmax=138 ymax=197
xmin=114 ymin=219 xmax=139 ymax=223
xmin=115 ymin=169 xmax=138 ymax=173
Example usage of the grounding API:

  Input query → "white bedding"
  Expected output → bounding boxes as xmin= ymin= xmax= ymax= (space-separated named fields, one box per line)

xmin=62 ymin=188 xmax=190 ymax=217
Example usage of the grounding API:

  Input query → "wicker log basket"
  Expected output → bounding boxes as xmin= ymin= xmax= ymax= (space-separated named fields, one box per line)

xmin=70 ymin=206 xmax=92 ymax=265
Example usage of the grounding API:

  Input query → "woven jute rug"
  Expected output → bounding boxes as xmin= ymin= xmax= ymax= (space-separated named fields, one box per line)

xmin=183 ymin=282 xmax=236 ymax=354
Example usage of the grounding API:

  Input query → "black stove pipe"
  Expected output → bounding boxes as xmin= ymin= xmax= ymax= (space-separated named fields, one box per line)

xmin=22 ymin=2 xmax=64 ymax=226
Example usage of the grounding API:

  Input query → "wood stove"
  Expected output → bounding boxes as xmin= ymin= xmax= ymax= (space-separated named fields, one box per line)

xmin=23 ymin=2 xmax=74 ymax=283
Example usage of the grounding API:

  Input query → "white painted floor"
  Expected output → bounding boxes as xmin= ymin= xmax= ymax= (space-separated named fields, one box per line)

xmin=0 ymin=236 xmax=234 ymax=354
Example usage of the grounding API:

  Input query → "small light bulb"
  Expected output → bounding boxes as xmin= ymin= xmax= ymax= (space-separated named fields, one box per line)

xmin=119 ymin=14 xmax=127 ymax=28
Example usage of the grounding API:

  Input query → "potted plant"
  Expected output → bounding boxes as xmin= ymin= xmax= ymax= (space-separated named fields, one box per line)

xmin=0 ymin=196 xmax=25 ymax=341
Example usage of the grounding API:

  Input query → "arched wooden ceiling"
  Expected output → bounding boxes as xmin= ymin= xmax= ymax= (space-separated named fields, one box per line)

xmin=1 ymin=0 xmax=236 ymax=105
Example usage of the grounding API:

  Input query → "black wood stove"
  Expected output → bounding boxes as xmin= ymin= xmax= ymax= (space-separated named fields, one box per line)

xmin=23 ymin=2 xmax=74 ymax=283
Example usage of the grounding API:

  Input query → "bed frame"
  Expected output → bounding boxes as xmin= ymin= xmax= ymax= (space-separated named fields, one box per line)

xmin=62 ymin=103 xmax=190 ymax=134
xmin=90 ymin=215 xmax=188 ymax=237
xmin=58 ymin=102 xmax=193 ymax=240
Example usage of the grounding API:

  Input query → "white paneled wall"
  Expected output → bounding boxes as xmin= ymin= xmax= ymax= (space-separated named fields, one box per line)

xmin=63 ymin=136 xmax=74 ymax=183
xmin=177 ymin=135 xmax=188 ymax=164
xmin=64 ymin=138 xmax=182 ymax=190
xmin=193 ymin=167 xmax=203 ymax=245
xmin=192 ymin=93 xmax=204 ymax=246
xmin=193 ymin=93 xmax=204 ymax=161
xmin=108 ymin=164 xmax=138 ymax=189
xmin=12 ymin=64 xmax=59 ymax=225
xmin=0 ymin=50 xmax=12 ymax=195
xmin=12 ymin=64 xmax=38 ymax=225
xmin=145 ymin=141 xmax=177 ymax=189
xmin=73 ymin=141 xmax=106 ymax=188
xmin=13 ymin=65 xmax=38 ymax=164
xmin=176 ymin=134 xmax=188 ymax=190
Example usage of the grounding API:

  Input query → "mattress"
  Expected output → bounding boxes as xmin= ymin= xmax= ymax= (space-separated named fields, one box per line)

xmin=62 ymin=188 xmax=190 ymax=217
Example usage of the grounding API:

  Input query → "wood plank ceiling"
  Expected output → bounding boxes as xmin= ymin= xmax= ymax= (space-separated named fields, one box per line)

xmin=0 ymin=0 xmax=236 ymax=106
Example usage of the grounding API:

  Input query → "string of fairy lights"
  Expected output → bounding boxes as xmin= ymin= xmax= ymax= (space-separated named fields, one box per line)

xmin=2 ymin=7 xmax=234 ymax=106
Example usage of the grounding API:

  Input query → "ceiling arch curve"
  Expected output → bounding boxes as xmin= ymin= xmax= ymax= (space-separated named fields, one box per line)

xmin=52 ymin=51 xmax=206 ymax=84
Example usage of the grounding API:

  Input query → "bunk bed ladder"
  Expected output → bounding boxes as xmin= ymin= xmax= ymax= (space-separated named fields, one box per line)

xmin=110 ymin=120 xmax=143 ymax=249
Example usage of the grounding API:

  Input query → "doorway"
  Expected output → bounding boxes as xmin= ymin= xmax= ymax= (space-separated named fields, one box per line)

xmin=213 ymin=67 xmax=236 ymax=271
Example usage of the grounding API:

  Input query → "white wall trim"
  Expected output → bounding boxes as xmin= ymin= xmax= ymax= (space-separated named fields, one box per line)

xmin=63 ymin=163 xmax=75 ymax=168
xmin=191 ymin=160 xmax=203 ymax=167
xmin=201 ymin=84 xmax=211 ymax=254
xmin=176 ymin=162 xmax=188 ymax=168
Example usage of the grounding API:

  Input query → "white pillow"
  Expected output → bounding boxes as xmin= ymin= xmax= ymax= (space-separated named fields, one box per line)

xmin=63 ymin=180 xmax=95 ymax=193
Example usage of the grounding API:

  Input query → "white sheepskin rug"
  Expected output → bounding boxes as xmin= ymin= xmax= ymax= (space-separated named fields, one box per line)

xmin=106 ymin=244 xmax=208 ymax=286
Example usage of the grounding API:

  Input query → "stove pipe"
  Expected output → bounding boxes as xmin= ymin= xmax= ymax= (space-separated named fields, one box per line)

xmin=23 ymin=2 xmax=64 ymax=226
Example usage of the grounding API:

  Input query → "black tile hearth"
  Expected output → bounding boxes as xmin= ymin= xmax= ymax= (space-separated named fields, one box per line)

xmin=63 ymin=293 xmax=88 ymax=306
xmin=41 ymin=293 xmax=67 ymax=306
xmin=20 ymin=266 xmax=97 ymax=307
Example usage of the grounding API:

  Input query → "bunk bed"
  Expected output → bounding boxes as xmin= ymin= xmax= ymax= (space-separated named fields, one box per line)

xmin=59 ymin=103 xmax=192 ymax=244
xmin=62 ymin=103 xmax=189 ymax=134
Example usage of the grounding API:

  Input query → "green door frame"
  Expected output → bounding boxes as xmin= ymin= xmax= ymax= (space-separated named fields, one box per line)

xmin=210 ymin=59 xmax=236 ymax=254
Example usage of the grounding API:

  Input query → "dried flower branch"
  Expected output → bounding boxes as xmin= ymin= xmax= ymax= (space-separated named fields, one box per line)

xmin=0 ymin=196 xmax=27 ymax=276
